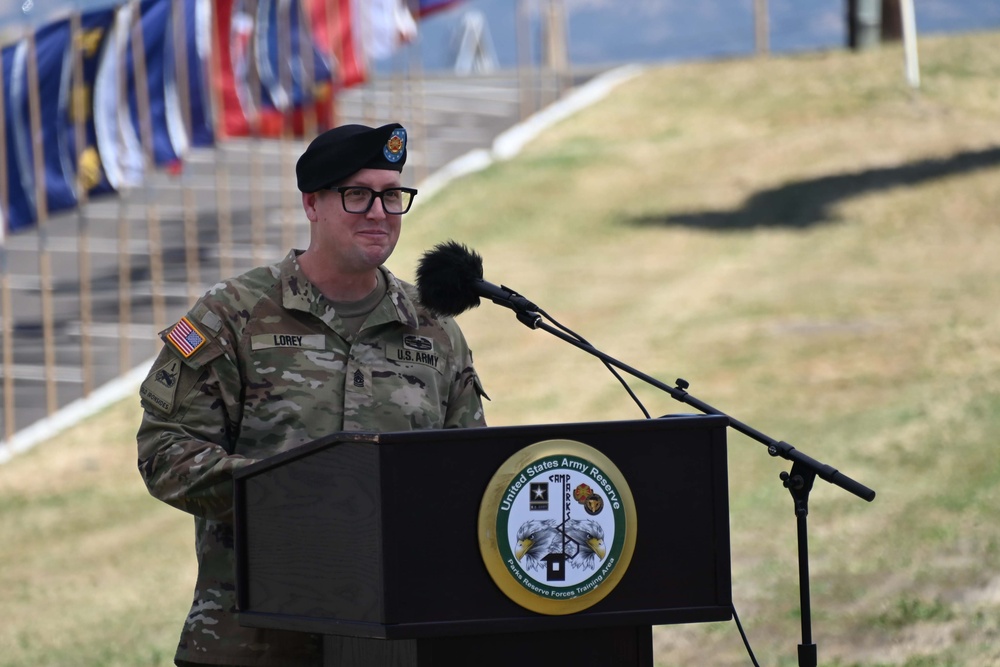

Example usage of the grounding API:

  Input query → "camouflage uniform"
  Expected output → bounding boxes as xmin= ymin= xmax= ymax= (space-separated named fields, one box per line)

xmin=137 ymin=250 xmax=486 ymax=666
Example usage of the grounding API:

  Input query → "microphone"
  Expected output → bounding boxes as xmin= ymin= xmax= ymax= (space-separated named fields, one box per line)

xmin=416 ymin=241 xmax=539 ymax=317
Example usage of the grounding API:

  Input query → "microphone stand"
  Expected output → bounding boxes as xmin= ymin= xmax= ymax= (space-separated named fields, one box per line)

xmin=508 ymin=307 xmax=875 ymax=667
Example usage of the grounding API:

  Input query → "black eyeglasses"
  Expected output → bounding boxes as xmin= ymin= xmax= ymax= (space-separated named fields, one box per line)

xmin=333 ymin=186 xmax=418 ymax=214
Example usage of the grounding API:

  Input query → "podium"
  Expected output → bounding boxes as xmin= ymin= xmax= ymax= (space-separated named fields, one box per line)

xmin=233 ymin=415 xmax=732 ymax=666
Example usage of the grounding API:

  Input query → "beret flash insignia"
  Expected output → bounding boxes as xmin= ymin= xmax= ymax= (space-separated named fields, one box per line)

xmin=384 ymin=128 xmax=406 ymax=163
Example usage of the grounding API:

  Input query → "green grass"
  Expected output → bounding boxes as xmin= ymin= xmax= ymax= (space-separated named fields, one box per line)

xmin=3 ymin=30 xmax=1000 ymax=666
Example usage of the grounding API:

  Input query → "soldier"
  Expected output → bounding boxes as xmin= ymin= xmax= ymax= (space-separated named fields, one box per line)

xmin=136 ymin=123 xmax=487 ymax=667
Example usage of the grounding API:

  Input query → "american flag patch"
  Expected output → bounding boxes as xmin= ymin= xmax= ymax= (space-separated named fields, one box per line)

xmin=166 ymin=317 xmax=206 ymax=358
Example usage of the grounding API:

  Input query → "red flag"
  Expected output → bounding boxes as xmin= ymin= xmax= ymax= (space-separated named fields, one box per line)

xmin=308 ymin=0 xmax=365 ymax=90
xmin=213 ymin=0 xmax=252 ymax=138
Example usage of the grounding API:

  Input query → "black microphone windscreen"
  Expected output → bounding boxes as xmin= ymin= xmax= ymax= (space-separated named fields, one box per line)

xmin=416 ymin=241 xmax=484 ymax=317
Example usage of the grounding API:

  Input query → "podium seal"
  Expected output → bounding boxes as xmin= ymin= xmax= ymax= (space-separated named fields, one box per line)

xmin=478 ymin=440 xmax=637 ymax=614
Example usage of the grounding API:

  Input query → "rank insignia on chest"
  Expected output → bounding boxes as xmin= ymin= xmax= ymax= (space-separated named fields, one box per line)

xmin=166 ymin=316 xmax=207 ymax=358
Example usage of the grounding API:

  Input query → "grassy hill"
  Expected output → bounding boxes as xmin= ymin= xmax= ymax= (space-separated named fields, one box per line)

xmin=2 ymin=30 xmax=1000 ymax=666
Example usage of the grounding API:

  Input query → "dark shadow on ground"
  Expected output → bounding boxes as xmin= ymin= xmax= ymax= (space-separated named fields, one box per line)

xmin=628 ymin=145 xmax=1000 ymax=231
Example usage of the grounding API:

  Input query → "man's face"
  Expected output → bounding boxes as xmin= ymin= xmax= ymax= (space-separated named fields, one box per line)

xmin=303 ymin=167 xmax=403 ymax=275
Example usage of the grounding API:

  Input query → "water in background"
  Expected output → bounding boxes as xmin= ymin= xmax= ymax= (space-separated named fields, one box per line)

xmin=3 ymin=0 xmax=1000 ymax=70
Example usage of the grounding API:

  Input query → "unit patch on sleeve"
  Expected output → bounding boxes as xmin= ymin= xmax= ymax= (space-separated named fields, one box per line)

xmin=166 ymin=317 xmax=207 ymax=358
xmin=140 ymin=358 xmax=181 ymax=415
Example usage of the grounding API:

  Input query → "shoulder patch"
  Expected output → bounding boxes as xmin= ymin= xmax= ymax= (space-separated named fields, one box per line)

xmin=166 ymin=317 xmax=207 ymax=358
xmin=139 ymin=358 xmax=181 ymax=415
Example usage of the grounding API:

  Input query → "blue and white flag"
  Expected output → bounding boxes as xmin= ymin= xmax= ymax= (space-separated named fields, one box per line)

xmin=128 ymin=0 xmax=189 ymax=167
xmin=33 ymin=19 xmax=79 ymax=216
xmin=255 ymin=0 xmax=334 ymax=120
xmin=1 ymin=21 xmax=79 ymax=231
xmin=2 ymin=41 xmax=37 ymax=232
xmin=66 ymin=6 xmax=118 ymax=198
xmin=184 ymin=0 xmax=214 ymax=147
xmin=94 ymin=2 xmax=145 ymax=190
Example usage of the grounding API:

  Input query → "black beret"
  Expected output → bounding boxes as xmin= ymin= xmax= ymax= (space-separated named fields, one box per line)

xmin=296 ymin=123 xmax=407 ymax=193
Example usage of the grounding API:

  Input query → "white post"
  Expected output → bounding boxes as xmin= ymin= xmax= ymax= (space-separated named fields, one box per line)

xmin=900 ymin=0 xmax=920 ymax=88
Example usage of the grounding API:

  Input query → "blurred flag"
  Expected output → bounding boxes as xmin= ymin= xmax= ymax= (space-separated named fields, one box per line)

xmin=308 ymin=0 xmax=365 ymax=89
xmin=255 ymin=0 xmax=335 ymax=136
xmin=68 ymin=6 xmax=118 ymax=198
xmin=357 ymin=0 xmax=417 ymax=63
xmin=308 ymin=0 xmax=417 ymax=90
xmin=94 ymin=0 xmax=190 ymax=186
xmin=33 ymin=20 xmax=79 ymax=216
xmin=127 ymin=0 xmax=189 ymax=167
xmin=0 ymin=20 xmax=80 ymax=232
xmin=417 ymin=0 xmax=464 ymax=18
xmin=94 ymin=2 xmax=145 ymax=189
xmin=184 ymin=0 xmax=215 ymax=147
xmin=215 ymin=0 xmax=336 ymax=138
xmin=213 ymin=0 xmax=254 ymax=137
xmin=2 ymin=41 xmax=37 ymax=232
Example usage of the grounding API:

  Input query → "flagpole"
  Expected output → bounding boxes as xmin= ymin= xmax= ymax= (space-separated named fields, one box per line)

xmin=391 ymin=40 xmax=403 ymax=132
xmin=358 ymin=2 xmax=375 ymax=126
xmin=110 ymin=9 xmax=134 ymax=375
xmin=208 ymin=0 xmax=235 ymax=279
xmin=171 ymin=0 xmax=201 ymax=304
xmin=26 ymin=31 xmax=60 ymax=416
xmin=0 ymin=51 xmax=15 ymax=439
xmin=327 ymin=0 xmax=342 ymax=127
xmin=130 ymin=2 xmax=168 ymax=338
xmin=70 ymin=10 xmax=96 ymax=397
xmin=516 ymin=0 xmax=534 ymax=121
xmin=755 ymin=0 xmax=770 ymax=57
xmin=279 ymin=0 xmax=297 ymax=253
xmin=409 ymin=0 xmax=428 ymax=187
xmin=900 ymin=0 xmax=920 ymax=89
xmin=542 ymin=0 xmax=569 ymax=101
xmin=247 ymin=0 xmax=267 ymax=268
xmin=117 ymin=191 xmax=133 ymax=373
xmin=298 ymin=0 xmax=318 ymax=138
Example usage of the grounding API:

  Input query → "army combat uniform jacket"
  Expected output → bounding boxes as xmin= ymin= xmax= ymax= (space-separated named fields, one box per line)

xmin=137 ymin=251 xmax=486 ymax=666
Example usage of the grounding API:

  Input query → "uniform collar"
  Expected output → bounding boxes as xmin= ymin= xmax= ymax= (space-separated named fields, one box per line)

xmin=279 ymin=250 xmax=420 ymax=330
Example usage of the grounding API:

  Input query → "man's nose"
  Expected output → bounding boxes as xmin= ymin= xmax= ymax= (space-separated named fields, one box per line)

xmin=366 ymin=195 xmax=386 ymax=219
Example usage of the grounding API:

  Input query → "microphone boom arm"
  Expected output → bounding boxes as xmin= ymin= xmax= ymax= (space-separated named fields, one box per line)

xmin=514 ymin=309 xmax=876 ymax=503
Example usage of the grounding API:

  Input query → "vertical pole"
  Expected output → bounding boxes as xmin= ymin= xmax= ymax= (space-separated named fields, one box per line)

xmin=208 ymin=0 xmax=235 ymax=279
xmin=543 ymin=0 xmax=570 ymax=99
xmin=246 ymin=0 xmax=267 ymax=268
xmin=117 ymin=193 xmax=133 ymax=374
xmin=358 ymin=1 xmax=376 ymax=125
xmin=173 ymin=0 xmax=201 ymax=303
xmin=26 ymin=33 xmax=60 ymax=416
xmin=408 ymin=0 xmax=427 ymax=186
xmin=0 ymin=53 xmax=15 ymax=439
xmin=130 ymin=3 xmax=168 ymax=337
xmin=70 ymin=11 xmax=95 ymax=397
xmin=516 ymin=0 xmax=533 ymax=120
xmin=279 ymin=0 xmax=297 ymax=253
xmin=299 ymin=0 xmax=318 ymax=139
xmin=880 ymin=0 xmax=903 ymax=41
xmin=755 ymin=0 xmax=770 ymax=56
xmin=327 ymin=0 xmax=342 ymax=127
xmin=114 ymin=12 xmax=134 ymax=374
xmin=900 ymin=0 xmax=920 ymax=89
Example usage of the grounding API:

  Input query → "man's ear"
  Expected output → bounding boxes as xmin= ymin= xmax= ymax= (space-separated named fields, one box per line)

xmin=302 ymin=191 xmax=319 ymax=222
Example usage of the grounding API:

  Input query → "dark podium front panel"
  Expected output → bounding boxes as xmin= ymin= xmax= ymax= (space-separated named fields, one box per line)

xmin=233 ymin=415 xmax=732 ymax=640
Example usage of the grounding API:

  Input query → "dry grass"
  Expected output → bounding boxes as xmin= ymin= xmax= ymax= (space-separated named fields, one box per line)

xmin=3 ymin=30 xmax=1000 ymax=666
